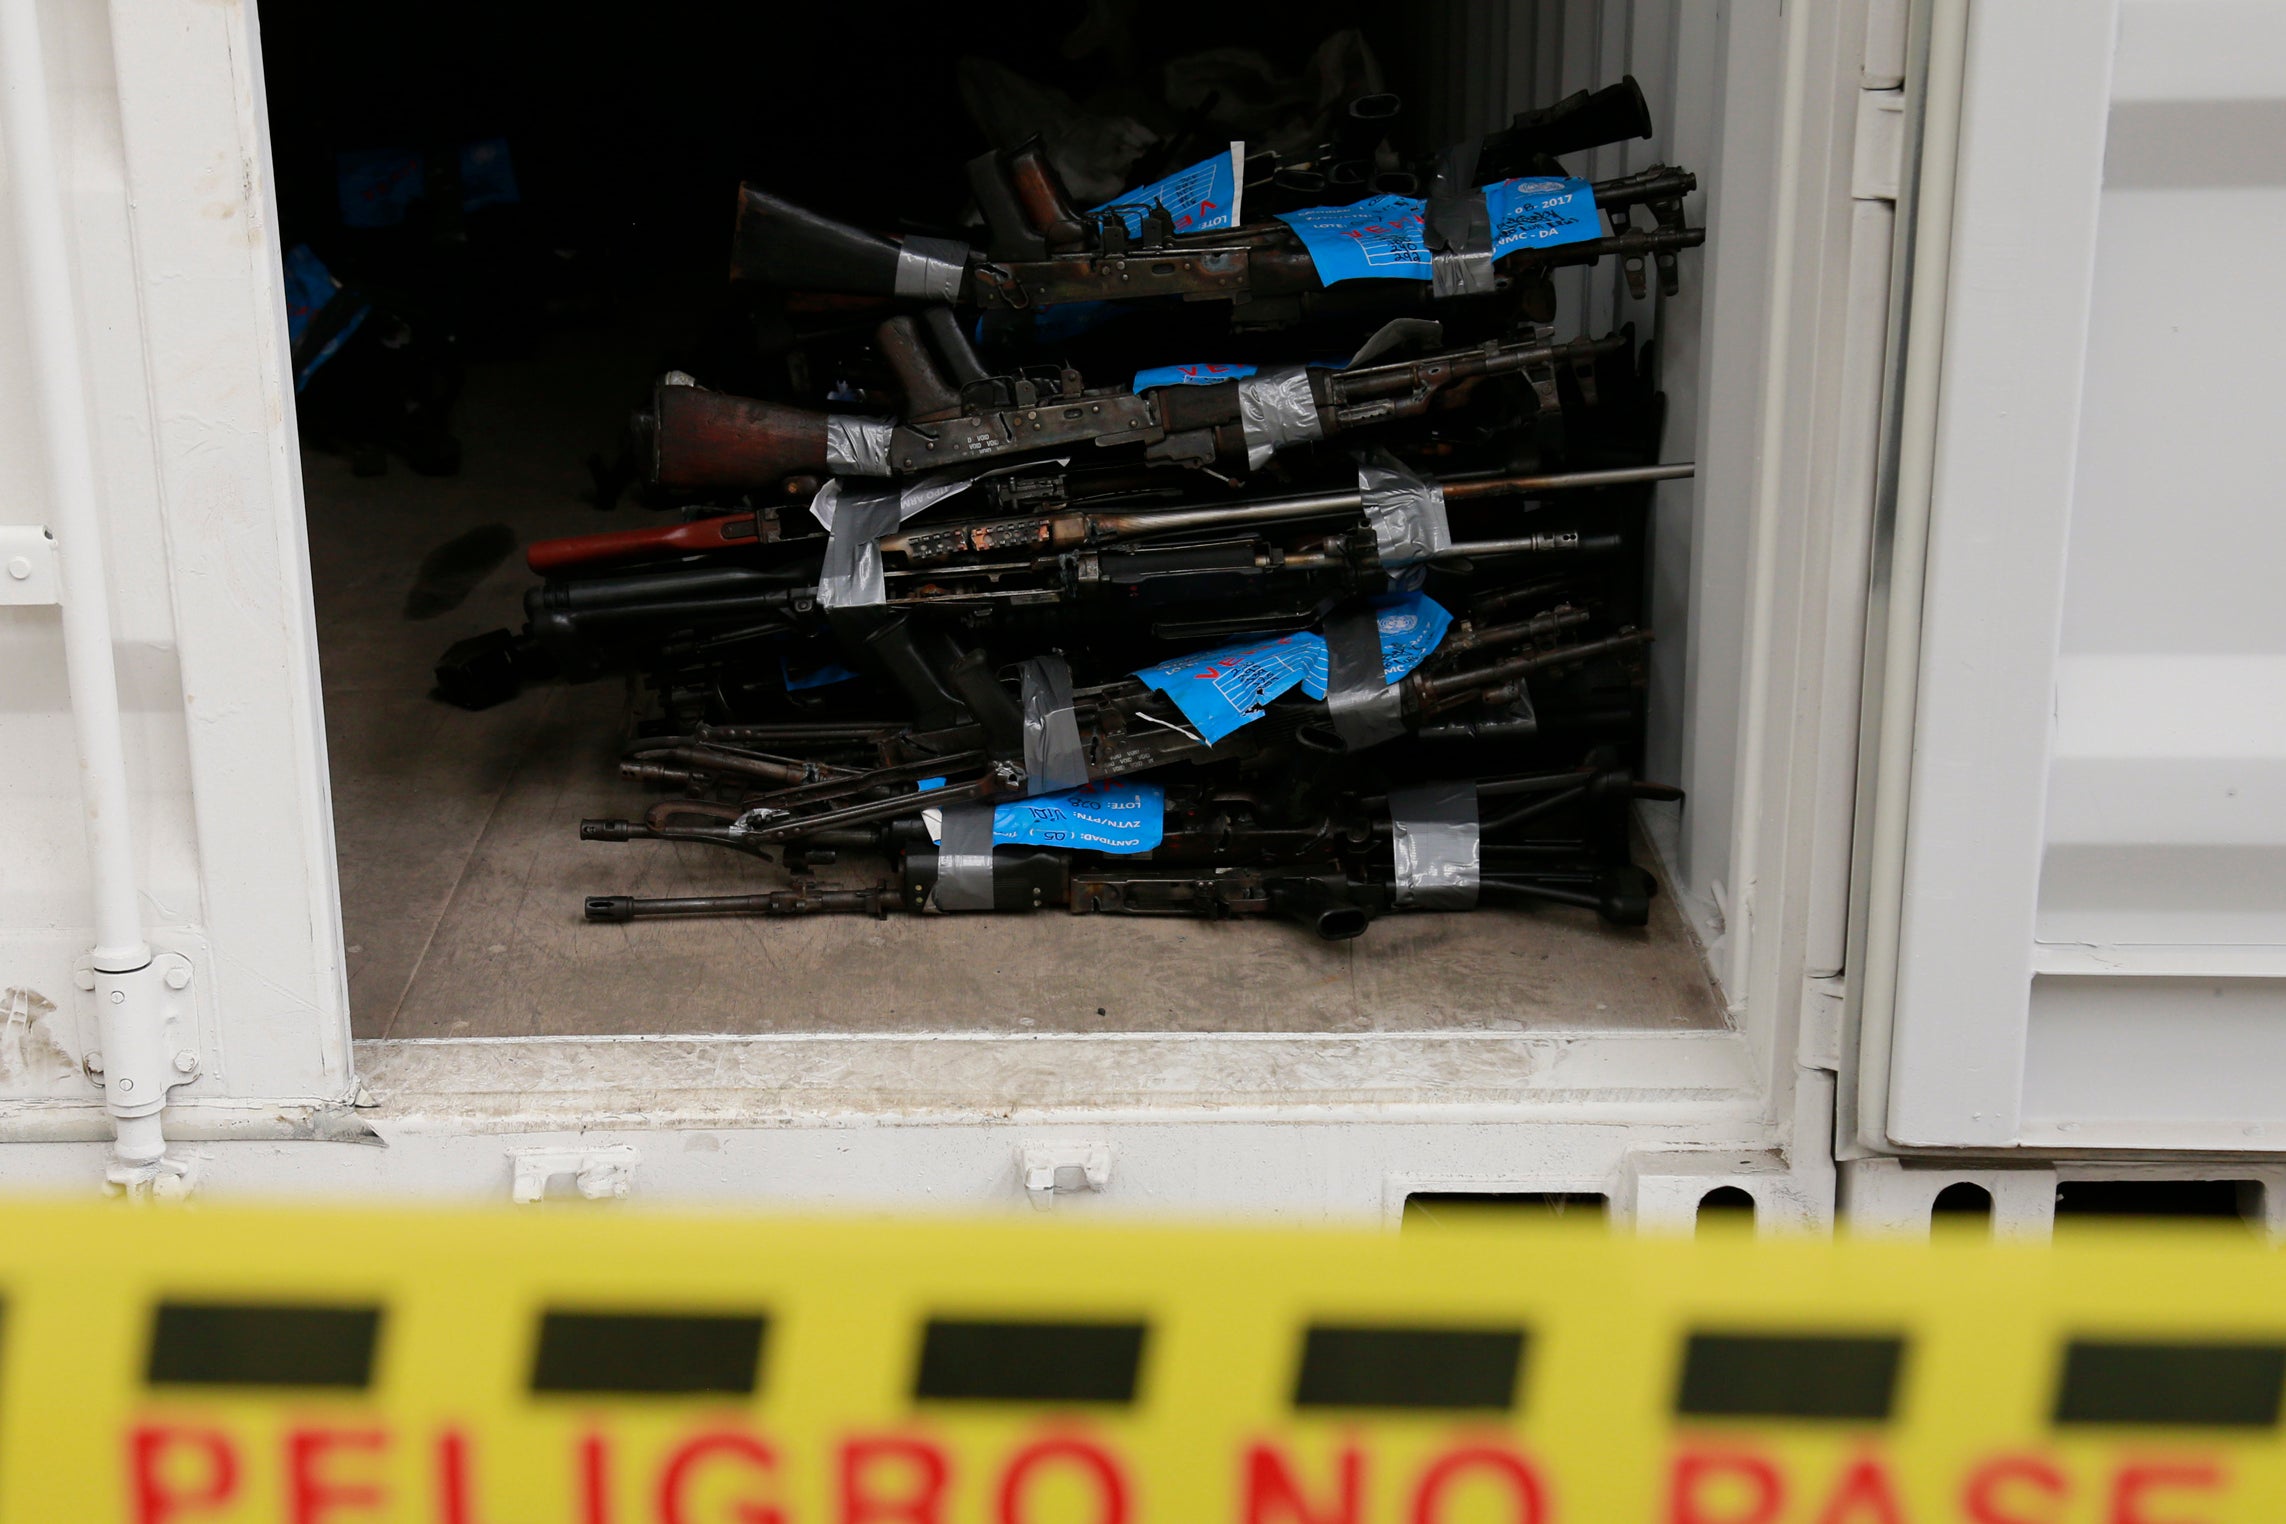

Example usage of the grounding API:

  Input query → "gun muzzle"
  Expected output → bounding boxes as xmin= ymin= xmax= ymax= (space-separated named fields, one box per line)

xmin=1477 ymin=77 xmax=1656 ymax=178
xmin=1333 ymin=93 xmax=1403 ymax=167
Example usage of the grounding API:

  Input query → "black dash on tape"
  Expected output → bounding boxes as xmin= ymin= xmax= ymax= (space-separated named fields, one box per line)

xmin=147 ymin=1301 xmax=380 ymax=1389
xmin=1675 ymin=1332 xmax=1903 ymax=1421
xmin=914 ymin=1319 xmax=1145 ymax=1404
xmin=530 ymin=1310 xmax=767 ymax=1396
xmin=1293 ymin=1324 xmax=1526 ymax=1410
xmin=2054 ymin=1339 xmax=2286 ymax=1427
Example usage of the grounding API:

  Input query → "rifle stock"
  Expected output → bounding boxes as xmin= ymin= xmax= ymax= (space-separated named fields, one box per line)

xmin=729 ymin=184 xmax=917 ymax=296
xmin=650 ymin=382 xmax=831 ymax=488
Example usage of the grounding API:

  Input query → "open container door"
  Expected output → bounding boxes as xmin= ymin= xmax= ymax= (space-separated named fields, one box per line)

xmin=0 ymin=0 xmax=354 ymax=1155
xmin=1855 ymin=0 xmax=2286 ymax=1154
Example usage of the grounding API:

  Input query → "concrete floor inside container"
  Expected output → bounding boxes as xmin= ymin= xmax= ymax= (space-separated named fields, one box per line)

xmin=317 ymin=326 xmax=1725 ymax=1043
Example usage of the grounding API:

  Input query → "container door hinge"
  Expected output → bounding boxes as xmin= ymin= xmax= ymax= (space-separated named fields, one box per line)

xmin=1853 ymin=88 xmax=1907 ymax=202
xmin=1798 ymin=972 xmax=1846 ymax=1071
xmin=1020 ymin=1143 xmax=1110 ymax=1209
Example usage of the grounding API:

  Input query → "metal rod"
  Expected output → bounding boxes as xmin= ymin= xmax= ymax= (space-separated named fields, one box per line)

xmin=737 ymin=776 xmax=994 ymax=844
xmin=0 ymin=0 xmax=172 ymax=1179
xmin=887 ymin=462 xmax=1694 ymax=566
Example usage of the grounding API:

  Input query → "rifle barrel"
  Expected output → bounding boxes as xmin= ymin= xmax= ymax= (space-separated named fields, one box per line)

xmin=896 ymin=462 xmax=1694 ymax=564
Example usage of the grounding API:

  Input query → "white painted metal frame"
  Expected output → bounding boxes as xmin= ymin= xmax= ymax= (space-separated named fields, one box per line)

xmin=0 ymin=0 xmax=1888 ymax=1217
xmin=1876 ymin=1 xmax=2117 ymax=1148
xmin=0 ymin=0 xmax=352 ymax=1132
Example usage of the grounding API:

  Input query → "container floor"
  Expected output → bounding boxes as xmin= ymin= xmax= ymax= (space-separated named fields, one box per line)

xmin=311 ymin=326 xmax=1726 ymax=1041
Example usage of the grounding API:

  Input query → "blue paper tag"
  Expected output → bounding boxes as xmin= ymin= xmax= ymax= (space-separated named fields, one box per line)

xmin=1375 ymin=589 xmax=1455 ymax=683
xmin=1136 ymin=595 xmax=1455 ymax=742
xmin=1135 ymin=631 xmax=1325 ymax=746
xmin=1296 ymin=591 xmax=1455 ymax=697
xmin=920 ymin=779 xmax=1165 ymax=854
xmin=1483 ymin=176 xmax=1602 ymax=255
xmin=1276 ymin=180 xmax=1603 ymax=285
xmin=992 ymin=782 xmax=1164 ymax=853
xmin=1091 ymin=145 xmax=1243 ymax=238
xmin=1273 ymin=193 xmax=1433 ymax=284
xmin=1131 ymin=361 xmax=1257 ymax=392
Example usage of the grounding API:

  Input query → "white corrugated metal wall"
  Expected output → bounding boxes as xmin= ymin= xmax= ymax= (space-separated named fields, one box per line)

xmin=1414 ymin=2 xmax=1754 ymax=978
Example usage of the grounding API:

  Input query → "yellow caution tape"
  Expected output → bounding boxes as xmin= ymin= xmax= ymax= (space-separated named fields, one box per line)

xmin=1 ymin=1200 xmax=2282 ymax=1521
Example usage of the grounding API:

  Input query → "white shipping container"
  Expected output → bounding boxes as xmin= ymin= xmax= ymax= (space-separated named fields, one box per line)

xmin=0 ymin=0 xmax=2276 ymax=1230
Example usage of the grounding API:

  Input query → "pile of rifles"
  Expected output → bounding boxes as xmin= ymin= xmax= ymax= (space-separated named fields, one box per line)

xmin=438 ymin=78 xmax=1700 ymax=941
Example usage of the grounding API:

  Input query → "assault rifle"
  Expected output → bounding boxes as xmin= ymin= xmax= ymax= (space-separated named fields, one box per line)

xmin=583 ymin=857 xmax=1658 ymax=938
xmin=452 ymin=452 xmax=1677 ymax=706
xmin=583 ymin=764 xmax=1680 ymax=935
xmin=518 ymin=516 xmax=1632 ymax=660
xmin=527 ymin=460 xmax=1689 ymax=575
xmin=648 ymin=321 xmax=1630 ymax=489
xmin=735 ymin=163 xmax=1699 ymax=313
xmin=578 ymin=612 xmax=1653 ymax=847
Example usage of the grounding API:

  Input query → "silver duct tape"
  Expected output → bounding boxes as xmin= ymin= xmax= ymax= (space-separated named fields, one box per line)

xmin=1237 ymin=365 xmax=1324 ymax=470
xmin=1358 ymin=448 xmax=1452 ymax=567
xmin=933 ymin=802 xmax=998 ymax=911
xmin=1018 ymin=654 xmax=1089 ymax=795
xmin=1389 ymin=780 xmax=1479 ymax=910
xmin=1431 ymin=246 xmax=1497 ymax=297
xmin=811 ymin=472 xmax=972 ymax=609
xmin=1323 ymin=605 xmax=1407 ymax=751
xmin=893 ymin=235 xmax=970 ymax=302
xmin=814 ymin=481 xmax=902 ymax=610
xmin=1427 ymin=183 xmax=1496 ymax=298
xmin=824 ymin=414 xmax=895 ymax=476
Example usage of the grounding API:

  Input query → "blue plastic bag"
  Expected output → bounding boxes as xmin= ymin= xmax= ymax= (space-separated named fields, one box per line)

xmin=459 ymin=137 xmax=520 ymax=212
xmin=281 ymin=244 xmax=369 ymax=392
xmin=336 ymin=148 xmax=425 ymax=229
